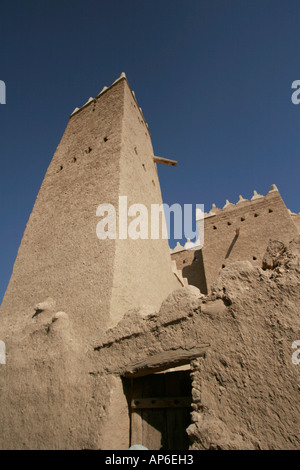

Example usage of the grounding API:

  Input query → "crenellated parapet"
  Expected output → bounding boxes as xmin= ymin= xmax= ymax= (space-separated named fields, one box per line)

xmin=170 ymin=237 xmax=202 ymax=254
xmin=171 ymin=183 xmax=299 ymax=294
xmin=171 ymin=184 xmax=299 ymax=256
xmin=70 ymin=73 xmax=127 ymax=116
xmin=195 ymin=184 xmax=280 ymax=221
xmin=69 ymin=72 xmax=150 ymax=133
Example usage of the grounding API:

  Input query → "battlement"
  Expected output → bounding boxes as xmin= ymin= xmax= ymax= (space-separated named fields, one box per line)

xmin=196 ymin=183 xmax=280 ymax=220
xmin=171 ymin=184 xmax=299 ymax=293
xmin=171 ymin=184 xmax=299 ymax=255
xmin=170 ymin=238 xmax=202 ymax=254
xmin=69 ymin=72 xmax=150 ymax=134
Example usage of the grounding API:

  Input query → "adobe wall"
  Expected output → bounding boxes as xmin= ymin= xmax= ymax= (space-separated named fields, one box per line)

xmin=0 ymin=75 xmax=179 ymax=449
xmin=109 ymin=78 xmax=179 ymax=326
xmin=172 ymin=187 xmax=299 ymax=293
xmin=201 ymin=187 xmax=298 ymax=291
xmin=0 ymin=78 xmax=124 ymax=340
xmin=0 ymin=78 xmax=124 ymax=450
xmin=91 ymin=236 xmax=300 ymax=450
xmin=292 ymin=213 xmax=300 ymax=233
xmin=170 ymin=249 xmax=208 ymax=294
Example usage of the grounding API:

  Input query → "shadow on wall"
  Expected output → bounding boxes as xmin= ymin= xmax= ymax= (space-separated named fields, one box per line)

xmin=182 ymin=250 xmax=208 ymax=295
xmin=225 ymin=232 xmax=239 ymax=259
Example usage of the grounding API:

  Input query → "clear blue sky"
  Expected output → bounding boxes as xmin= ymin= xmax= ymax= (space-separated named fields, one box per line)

xmin=0 ymin=0 xmax=299 ymax=303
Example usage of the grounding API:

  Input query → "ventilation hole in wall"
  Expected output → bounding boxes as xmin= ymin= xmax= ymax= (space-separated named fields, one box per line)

xmin=269 ymin=208 xmax=273 ymax=213
xmin=73 ymin=157 xmax=77 ymax=162
xmin=253 ymin=256 xmax=257 ymax=261
xmin=85 ymin=147 xmax=92 ymax=154
xmin=223 ymin=287 xmax=226 ymax=293
xmin=213 ymin=225 xmax=217 ymax=230
xmin=182 ymin=260 xmax=187 ymax=265
xmin=134 ymin=147 xmax=138 ymax=155
xmin=241 ymin=217 xmax=245 ymax=222
xmin=222 ymin=264 xmax=226 ymax=268
xmin=254 ymin=213 xmax=259 ymax=217
xmin=104 ymin=137 xmax=108 ymax=142
xmin=142 ymin=164 xmax=146 ymax=171
xmin=227 ymin=221 xmax=232 ymax=226
xmin=58 ymin=165 xmax=63 ymax=172
xmin=152 ymin=180 xmax=155 ymax=186
xmin=223 ymin=297 xmax=232 ymax=306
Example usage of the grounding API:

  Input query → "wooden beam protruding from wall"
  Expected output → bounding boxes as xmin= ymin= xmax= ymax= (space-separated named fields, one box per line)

xmin=153 ymin=156 xmax=178 ymax=167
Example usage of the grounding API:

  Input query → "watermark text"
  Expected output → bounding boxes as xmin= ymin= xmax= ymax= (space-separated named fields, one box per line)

xmin=0 ymin=341 xmax=6 ymax=364
xmin=96 ymin=196 xmax=204 ymax=245
xmin=0 ymin=80 xmax=6 ymax=104
xmin=291 ymin=80 xmax=300 ymax=105
xmin=292 ymin=340 xmax=300 ymax=365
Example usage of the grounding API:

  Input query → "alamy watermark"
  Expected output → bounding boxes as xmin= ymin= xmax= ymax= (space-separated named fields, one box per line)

xmin=291 ymin=80 xmax=300 ymax=105
xmin=96 ymin=196 xmax=204 ymax=245
xmin=0 ymin=80 xmax=6 ymax=104
xmin=0 ymin=341 xmax=6 ymax=365
xmin=292 ymin=340 xmax=300 ymax=365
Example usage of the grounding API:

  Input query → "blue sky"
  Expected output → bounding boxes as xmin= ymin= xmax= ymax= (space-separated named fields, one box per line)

xmin=0 ymin=0 xmax=300 ymax=303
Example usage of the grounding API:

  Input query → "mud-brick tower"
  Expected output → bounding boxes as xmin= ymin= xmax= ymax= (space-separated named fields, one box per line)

xmin=0 ymin=74 xmax=179 ymax=449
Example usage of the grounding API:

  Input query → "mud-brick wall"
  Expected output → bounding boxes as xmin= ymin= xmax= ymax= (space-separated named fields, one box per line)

xmin=109 ymin=79 xmax=179 ymax=327
xmin=292 ymin=213 xmax=300 ymax=233
xmin=94 ymin=237 xmax=300 ymax=450
xmin=200 ymin=189 xmax=298 ymax=291
xmin=172 ymin=189 xmax=299 ymax=294
xmin=0 ymin=79 xmax=125 ymax=338
xmin=0 ymin=76 xmax=179 ymax=449
xmin=0 ymin=79 xmax=126 ymax=450
xmin=171 ymin=249 xmax=208 ymax=294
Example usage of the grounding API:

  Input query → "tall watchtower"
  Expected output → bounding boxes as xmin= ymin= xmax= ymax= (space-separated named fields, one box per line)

xmin=0 ymin=75 xmax=180 ymax=449
xmin=1 ymin=73 xmax=179 ymax=335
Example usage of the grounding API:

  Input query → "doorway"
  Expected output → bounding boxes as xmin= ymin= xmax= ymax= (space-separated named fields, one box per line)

xmin=127 ymin=369 xmax=192 ymax=450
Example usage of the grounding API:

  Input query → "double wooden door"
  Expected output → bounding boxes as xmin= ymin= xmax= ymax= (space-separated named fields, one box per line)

xmin=129 ymin=370 xmax=191 ymax=450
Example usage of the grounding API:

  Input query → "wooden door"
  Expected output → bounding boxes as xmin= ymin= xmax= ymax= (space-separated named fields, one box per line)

xmin=129 ymin=370 xmax=191 ymax=450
